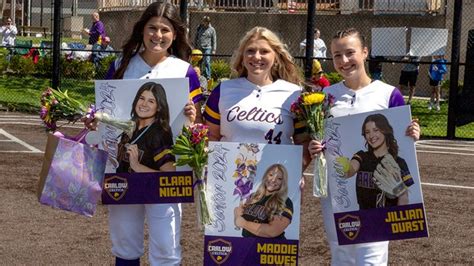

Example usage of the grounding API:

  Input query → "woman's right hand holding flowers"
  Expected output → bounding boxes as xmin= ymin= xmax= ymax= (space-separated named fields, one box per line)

xmin=82 ymin=106 xmax=98 ymax=130
xmin=308 ymin=139 xmax=324 ymax=159
xmin=82 ymin=116 xmax=98 ymax=130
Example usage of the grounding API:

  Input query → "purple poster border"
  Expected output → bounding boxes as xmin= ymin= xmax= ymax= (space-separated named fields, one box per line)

xmin=204 ymin=235 xmax=299 ymax=265
xmin=334 ymin=203 xmax=429 ymax=245
xmin=101 ymin=171 xmax=194 ymax=204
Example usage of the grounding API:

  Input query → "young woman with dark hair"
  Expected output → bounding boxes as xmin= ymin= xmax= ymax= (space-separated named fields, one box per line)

xmin=102 ymin=2 xmax=204 ymax=265
xmin=339 ymin=113 xmax=414 ymax=210
xmin=116 ymin=82 xmax=174 ymax=174
xmin=106 ymin=2 xmax=203 ymax=123
xmin=308 ymin=28 xmax=420 ymax=265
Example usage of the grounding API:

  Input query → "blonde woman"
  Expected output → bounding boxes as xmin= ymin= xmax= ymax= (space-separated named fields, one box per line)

xmin=234 ymin=164 xmax=293 ymax=239
xmin=203 ymin=26 xmax=310 ymax=168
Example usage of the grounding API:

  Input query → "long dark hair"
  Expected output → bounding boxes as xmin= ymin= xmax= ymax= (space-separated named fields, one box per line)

xmin=362 ymin=113 xmax=398 ymax=157
xmin=118 ymin=82 xmax=172 ymax=159
xmin=113 ymin=2 xmax=191 ymax=79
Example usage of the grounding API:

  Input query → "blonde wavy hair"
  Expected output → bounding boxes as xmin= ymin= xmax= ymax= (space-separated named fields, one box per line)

xmin=231 ymin=27 xmax=303 ymax=85
xmin=244 ymin=164 xmax=289 ymax=222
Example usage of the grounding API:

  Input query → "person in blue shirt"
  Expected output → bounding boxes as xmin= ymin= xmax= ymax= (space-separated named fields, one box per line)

xmin=428 ymin=55 xmax=448 ymax=111
xmin=91 ymin=36 xmax=114 ymax=67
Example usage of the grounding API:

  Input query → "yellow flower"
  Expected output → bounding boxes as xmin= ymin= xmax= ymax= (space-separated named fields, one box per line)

xmin=302 ymin=92 xmax=325 ymax=105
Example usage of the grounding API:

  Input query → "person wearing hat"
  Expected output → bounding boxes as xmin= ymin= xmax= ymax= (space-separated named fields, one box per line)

xmin=194 ymin=16 xmax=217 ymax=80
xmin=310 ymin=59 xmax=330 ymax=91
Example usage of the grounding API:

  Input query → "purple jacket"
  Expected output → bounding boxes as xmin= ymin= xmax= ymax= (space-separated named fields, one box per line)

xmin=88 ymin=21 xmax=106 ymax=45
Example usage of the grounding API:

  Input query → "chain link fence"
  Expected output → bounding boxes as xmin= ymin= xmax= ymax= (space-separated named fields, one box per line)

xmin=0 ymin=0 xmax=472 ymax=138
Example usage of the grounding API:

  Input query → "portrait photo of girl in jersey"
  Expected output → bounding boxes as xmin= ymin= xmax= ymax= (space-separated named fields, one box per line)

xmin=233 ymin=163 xmax=293 ymax=239
xmin=337 ymin=113 xmax=414 ymax=209
xmin=116 ymin=81 xmax=175 ymax=173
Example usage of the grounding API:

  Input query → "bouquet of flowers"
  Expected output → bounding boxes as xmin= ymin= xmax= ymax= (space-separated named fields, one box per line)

xmin=171 ymin=124 xmax=212 ymax=227
xmin=291 ymin=91 xmax=333 ymax=197
xmin=39 ymin=87 xmax=135 ymax=137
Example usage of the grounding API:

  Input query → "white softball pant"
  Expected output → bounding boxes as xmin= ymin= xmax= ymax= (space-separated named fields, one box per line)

xmin=108 ymin=203 xmax=182 ymax=266
xmin=321 ymin=194 xmax=389 ymax=266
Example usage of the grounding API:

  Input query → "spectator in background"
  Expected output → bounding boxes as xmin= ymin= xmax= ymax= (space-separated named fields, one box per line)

xmin=91 ymin=36 xmax=114 ymax=67
xmin=193 ymin=66 xmax=208 ymax=96
xmin=194 ymin=16 xmax=217 ymax=80
xmin=300 ymin=28 xmax=327 ymax=58
xmin=82 ymin=12 xmax=106 ymax=45
xmin=310 ymin=59 xmax=330 ymax=91
xmin=1 ymin=17 xmax=17 ymax=61
xmin=369 ymin=54 xmax=385 ymax=81
xmin=399 ymin=56 xmax=421 ymax=104
xmin=1 ymin=17 xmax=17 ymax=47
xmin=428 ymin=54 xmax=447 ymax=111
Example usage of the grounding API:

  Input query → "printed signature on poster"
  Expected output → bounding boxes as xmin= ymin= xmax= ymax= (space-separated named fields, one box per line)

xmin=326 ymin=121 xmax=351 ymax=208
xmin=210 ymin=144 xmax=230 ymax=232
xmin=98 ymin=82 xmax=119 ymax=168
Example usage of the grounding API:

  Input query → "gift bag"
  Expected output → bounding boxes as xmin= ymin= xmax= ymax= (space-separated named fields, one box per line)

xmin=37 ymin=132 xmax=108 ymax=217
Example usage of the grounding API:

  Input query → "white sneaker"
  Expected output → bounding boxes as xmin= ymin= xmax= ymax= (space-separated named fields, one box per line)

xmin=428 ymin=102 xmax=433 ymax=111
xmin=435 ymin=104 xmax=440 ymax=111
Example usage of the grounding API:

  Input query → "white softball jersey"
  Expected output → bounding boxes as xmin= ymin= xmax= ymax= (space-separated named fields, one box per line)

xmin=204 ymin=77 xmax=304 ymax=144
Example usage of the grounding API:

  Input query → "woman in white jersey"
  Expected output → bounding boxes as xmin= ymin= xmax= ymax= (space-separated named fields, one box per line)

xmin=102 ymin=2 xmax=203 ymax=265
xmin=308 ymin=28 xmax=420 ymax=265
xmin=203 ymin=27 xmax=309 ymax=165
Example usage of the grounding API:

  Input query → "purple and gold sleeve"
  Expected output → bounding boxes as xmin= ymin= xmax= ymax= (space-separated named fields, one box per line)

xmin=186 ymin=66 xmax=204 ymax=103
xmin=389 ymin=88 xmax=405 ymax=108
xmin=153 ymin=146 xmax=175 ymax=169
xmin=352 ymin=150 xmax=365 ymax=164
xmin=293 ymin=119 xmax=306 ymax=135
xmin=398 ymin=157 xmax=414 ymax=187
xmin=203 ymin=84 xmax=221 ymax=125
xmin=281 ymin=198 xmax=294 ymax=222
xmin=152 ymin=133 xmax=175 ymax=169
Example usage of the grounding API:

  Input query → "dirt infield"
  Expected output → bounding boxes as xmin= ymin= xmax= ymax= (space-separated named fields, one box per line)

xmin=1 ymin=113 xmax=473 ymax=264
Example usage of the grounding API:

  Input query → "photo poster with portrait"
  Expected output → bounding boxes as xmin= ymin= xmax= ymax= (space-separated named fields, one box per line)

xmin=94 ymin=78 xmax=193 ymax=205
xmin=203 ymin=141 xmax=302 ymax=265
xmin=324 ymin=106 xmax=428 ymax=245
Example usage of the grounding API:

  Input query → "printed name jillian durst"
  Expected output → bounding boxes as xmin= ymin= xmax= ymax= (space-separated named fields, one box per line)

xmin=385 ymin=208 xmax=425 ymax=234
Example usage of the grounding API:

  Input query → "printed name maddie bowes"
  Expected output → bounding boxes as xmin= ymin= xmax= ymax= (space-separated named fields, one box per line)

xmin=325 ymin=106 xmax=428 ymax=245
xmin=203 ymin=142 xmax=302 ymax=265
xmin=95 ymin=79 xmax=194 ymax=204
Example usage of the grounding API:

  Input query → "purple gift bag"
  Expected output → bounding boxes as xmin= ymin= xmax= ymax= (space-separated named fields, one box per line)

xmin=37 ymin=131 xmax=108 ymax=217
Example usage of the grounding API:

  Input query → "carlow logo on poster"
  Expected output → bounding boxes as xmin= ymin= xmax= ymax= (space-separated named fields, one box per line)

xmin=103 ymin=175 xmax=128 ymax=201
xmin=207 ymin=238 xmax=232 ymax=264
xmin=338 ymin=214 xmax=361 ymax=240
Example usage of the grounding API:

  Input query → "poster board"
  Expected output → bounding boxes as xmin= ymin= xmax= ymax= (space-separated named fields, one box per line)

xmin=410 ymin=27 xmax=448 ymax=56
xmin=204 ymin=142 xmax=302 ymax=265
xmin=95 ymin=78 xmax=193 ymax=204
xmin=371 ymin=27 xmax=407 ymax=56
xmin=325 ymin=106 xmax=428 ymax=244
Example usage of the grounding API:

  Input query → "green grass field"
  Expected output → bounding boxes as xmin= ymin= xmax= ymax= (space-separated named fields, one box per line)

xmin=0 ymin=76 xmax=94 ymax=112
xmin=0 ymin=76 xmax=472 ymax=139
xmin=408 ymin=98 xmax=474 ymax=139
